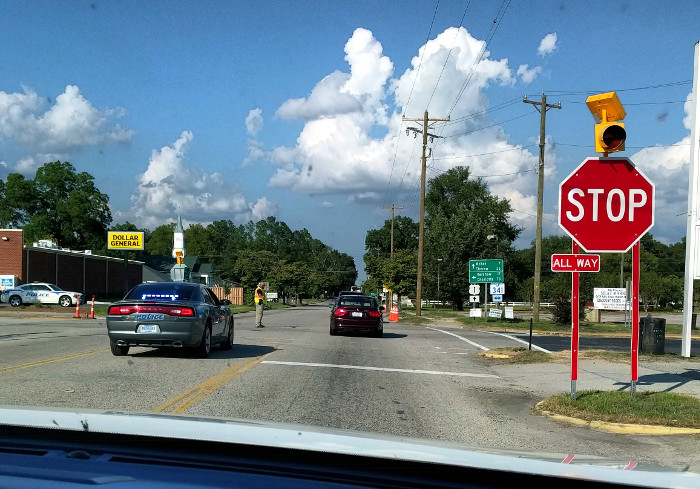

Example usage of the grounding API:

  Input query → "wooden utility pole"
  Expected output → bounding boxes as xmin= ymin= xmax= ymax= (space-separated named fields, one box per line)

xmin=403 ymin=111 xmax=450 ymax=317
xmin=382 ymin=204 xmax=404 ymax=309
xmin=382 ymin=204 xmax=404 ymax=257
xmin=523 ymin=94 xmax=561 ymax=323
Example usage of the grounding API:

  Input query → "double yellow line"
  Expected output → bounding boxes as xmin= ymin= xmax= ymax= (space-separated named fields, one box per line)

xmin=0 ymin=349 xmax=109 ymax=374
xmin=154 ymin=353 xmax=270 ymax=414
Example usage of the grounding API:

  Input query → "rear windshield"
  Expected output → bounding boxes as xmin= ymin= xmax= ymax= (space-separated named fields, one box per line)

xmin=338 ymin=296 xmax=377 ymax=308
xmin=125 ymin=283 xmax=197 ymax=301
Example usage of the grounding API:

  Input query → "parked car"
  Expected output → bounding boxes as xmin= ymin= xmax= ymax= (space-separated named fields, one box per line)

xmin=106 ymin=282 xmax=234 ymax=358
xmin=0 ymin=283 xmax=82 ymax=307
xmin=329 ymin=293 xmax=384 ymax=337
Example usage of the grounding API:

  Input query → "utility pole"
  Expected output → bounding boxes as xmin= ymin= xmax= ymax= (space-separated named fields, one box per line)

xmin=523 ymin=94 xmax=561 ymax=324
xmin=382 ymin=204 xmax=404 ymax=257
xmin=382 ymin=204 xmax=404 ymax=309
xmin=403 ymin=110 xmax=450 ymax=317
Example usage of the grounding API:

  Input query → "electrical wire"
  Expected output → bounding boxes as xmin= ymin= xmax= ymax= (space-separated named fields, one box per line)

xmin=447 ymin=0 xmax=512 ymax=116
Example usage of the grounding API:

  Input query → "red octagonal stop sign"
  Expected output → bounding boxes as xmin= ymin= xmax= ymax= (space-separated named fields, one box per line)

xmin=558 ymin=157 xmax=655 ymax=252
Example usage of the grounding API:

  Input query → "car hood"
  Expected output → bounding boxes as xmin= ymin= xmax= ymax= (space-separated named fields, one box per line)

xmin=0 ymin=405 xmax=698 ymax=488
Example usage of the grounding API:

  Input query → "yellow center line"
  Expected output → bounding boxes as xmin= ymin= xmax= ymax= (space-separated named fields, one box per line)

xmin=154 ymin=353 xmax=272 ymax=414
xmin=0 ymin=349 xmax=109 ymax=374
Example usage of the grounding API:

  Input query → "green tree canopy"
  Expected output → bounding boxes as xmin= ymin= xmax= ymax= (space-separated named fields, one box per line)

xmin=1 ymin=161 xmax=112 ymax=250
xmin=424 ymin=166 xmax=521 ymax=309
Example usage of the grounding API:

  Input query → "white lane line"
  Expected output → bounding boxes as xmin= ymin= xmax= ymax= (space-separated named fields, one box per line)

xmin=261 ymin=361 xmax=499 ymax=379
xmin=478 ymin=330 xmax=551 ymax=353
xmin=426 ymin=327 xmax=490 ymax=351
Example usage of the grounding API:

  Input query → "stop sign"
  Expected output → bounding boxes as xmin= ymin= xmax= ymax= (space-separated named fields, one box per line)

xmin=558 ymin=157 xmax=654 ymax=252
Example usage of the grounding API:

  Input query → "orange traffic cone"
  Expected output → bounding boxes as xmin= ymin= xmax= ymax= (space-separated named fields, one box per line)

xmin=389 ymin=305 xmax=399 ymax=322
xmin=74 ymin=294 xmax=81 ymax=319
xmin=89 ymin=295 xmax=95 ymax=319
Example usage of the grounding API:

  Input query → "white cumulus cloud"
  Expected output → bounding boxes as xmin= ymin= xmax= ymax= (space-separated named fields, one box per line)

xmin=0 ymin=85 xmax=133 ymax=152
xmin=0 ymin=85 xmax=134 ymax=174
xmin=517 ymin=64 xmax=542 ymax=84
xmin=537 ymin=33 xmax=558 ymax=57
xmin=128 ymin=131 xmax=276 ymax=229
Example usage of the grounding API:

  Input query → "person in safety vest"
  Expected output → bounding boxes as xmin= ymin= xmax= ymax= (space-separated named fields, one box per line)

xmin=254 ymin=282 xmax=266 ymax=328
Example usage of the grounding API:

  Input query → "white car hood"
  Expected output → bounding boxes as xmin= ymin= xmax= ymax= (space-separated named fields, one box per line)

xmin=0 ymin=405 xmax=698 ymax=488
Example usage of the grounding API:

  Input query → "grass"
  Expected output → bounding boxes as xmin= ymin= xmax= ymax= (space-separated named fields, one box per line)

xmin=537 ymin=390 xmax=700 ymax=428
xmin=481 ymin=347 xmax=700 ymax=364
xmin=396 ymin=305 xmax=700 ymax=337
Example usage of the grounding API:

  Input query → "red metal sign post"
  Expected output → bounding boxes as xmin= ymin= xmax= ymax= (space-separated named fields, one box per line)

xmin=558 ymin=157 xmax=654 ymax=397
xmin=571 ymin=242 xmax=580 ymax=399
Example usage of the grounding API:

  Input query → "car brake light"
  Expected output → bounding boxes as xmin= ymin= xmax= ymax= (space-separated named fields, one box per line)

xmin=108 ymin=305 xmax=195 ymax=316
xmin=334 ymin=308 xmax=347 ymax=316
xmin=368 ymin=310 xmax=381 ymax=318
xmin=169 ymin=308 xmax=195 ymax=317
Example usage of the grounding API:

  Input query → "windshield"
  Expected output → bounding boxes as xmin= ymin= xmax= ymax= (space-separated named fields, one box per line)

xmin=125 ymin=284 xmax=197 ymax=302
xmin=1 ymin=1 xmax=700 ymax=483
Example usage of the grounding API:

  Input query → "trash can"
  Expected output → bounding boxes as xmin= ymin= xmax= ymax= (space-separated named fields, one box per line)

xmin=639 ymin=314 xmax=666 ymax=354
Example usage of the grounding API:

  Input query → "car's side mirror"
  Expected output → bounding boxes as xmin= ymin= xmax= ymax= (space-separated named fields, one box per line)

xmin=221 ymin=299 xmax=231 ymax=305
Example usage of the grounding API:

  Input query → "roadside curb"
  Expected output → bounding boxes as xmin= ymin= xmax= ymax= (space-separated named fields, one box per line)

xmin=533 ymin=401 xmax=700 ymax=435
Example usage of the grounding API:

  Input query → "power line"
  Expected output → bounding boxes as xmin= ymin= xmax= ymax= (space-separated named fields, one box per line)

xmin=448 ymin=0 xmax=512 ymax=116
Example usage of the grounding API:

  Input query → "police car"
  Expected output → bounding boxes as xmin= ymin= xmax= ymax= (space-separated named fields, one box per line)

xmin=1 ymin=283 xmax=82 ymax=307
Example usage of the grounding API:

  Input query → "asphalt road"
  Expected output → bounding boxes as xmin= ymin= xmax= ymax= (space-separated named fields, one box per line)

xmin=0 ymin=303 xmax=699 ymax=473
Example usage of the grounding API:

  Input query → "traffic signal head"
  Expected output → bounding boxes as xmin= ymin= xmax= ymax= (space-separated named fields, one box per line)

xmin=594 ymin=121 xmax=626 ymax=153
xmin=585 ymin=91 xmax=626 ymax=154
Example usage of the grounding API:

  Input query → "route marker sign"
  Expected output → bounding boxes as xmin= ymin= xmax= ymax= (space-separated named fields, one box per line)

xmin=469 ymin=259 xmax=503 ymax=283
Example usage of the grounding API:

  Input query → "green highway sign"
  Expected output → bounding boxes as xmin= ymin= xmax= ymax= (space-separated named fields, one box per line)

xmin=469 ymin=259 xmax=503 ymax=283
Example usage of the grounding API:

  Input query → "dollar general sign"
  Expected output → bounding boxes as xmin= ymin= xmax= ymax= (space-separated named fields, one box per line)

xmin=108 ymin=231 xmax=144 ymax=250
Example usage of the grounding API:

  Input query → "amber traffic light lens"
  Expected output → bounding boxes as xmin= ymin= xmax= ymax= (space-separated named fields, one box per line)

xmin=602 ymin=125 xmax=626 ymax=150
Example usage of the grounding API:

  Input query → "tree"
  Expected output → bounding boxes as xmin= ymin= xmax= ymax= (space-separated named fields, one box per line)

xmin=233 ymin=250 xmax=281 ymax=302
xmin=364 ymin=216 xmax=418 ymax=257
xmin=146 ymin=223 xmax=176 ymax=255
xmin=424 ymin=167 xmax=521 ymax=309
xmin=2 ymin=162 xmax=112 ymax=249
xmin=275 ymin=261 xmax=313 ymax=304
xmin=382 ymin=249 xmax=417 ymax=308
xmin=184 ymin=223 xmax=210 ymax=255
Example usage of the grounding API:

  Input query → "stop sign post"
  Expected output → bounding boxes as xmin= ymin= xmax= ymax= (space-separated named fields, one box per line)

xmin=558 ymin=157 xmax=655 ymax=397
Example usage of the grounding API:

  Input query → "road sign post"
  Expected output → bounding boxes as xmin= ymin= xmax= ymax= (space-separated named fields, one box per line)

xmin=558 ymin=156 xmax=654 ymax=397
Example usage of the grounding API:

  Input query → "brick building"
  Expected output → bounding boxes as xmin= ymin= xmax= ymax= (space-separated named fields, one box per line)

xmin=0 ymin=229 xmax=142 ymax=299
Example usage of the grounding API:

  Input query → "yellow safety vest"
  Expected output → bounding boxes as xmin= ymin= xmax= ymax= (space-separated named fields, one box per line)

xmin=255 ymin=287 xmax=265 ymax=303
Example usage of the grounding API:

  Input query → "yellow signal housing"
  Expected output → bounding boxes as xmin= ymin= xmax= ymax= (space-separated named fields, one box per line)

xmin=585 ymin=91 xmax=626 ymax=154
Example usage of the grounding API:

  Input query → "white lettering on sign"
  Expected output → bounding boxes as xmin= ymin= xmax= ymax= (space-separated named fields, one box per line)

xmin=552 ymin=256 xmax=599 ymax=269
xmin=551 ymin=254 xmax=600 ymax=272
xmin=566 ymin=188 xmax=648 ymax=223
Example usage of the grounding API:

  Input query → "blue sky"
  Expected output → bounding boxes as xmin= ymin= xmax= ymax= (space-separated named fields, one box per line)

xmin=1 ymin=1 xmax=698 ymax=282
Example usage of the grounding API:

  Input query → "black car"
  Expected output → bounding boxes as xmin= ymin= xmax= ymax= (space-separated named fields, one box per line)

xmin=106 ymin=282 xmax=234 ymax=358
xmin=329 ymin=294 xmax=384 ymax=337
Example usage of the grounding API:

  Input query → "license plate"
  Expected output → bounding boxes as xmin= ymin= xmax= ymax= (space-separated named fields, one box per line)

xmin=137 ymin=324 xmax=159 ymax=333
xmin=351 ymin=312 xmax=363 ymax=317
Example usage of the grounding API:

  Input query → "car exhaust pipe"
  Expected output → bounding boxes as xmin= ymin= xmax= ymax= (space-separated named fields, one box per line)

xmin=172 ymin=341 xmax=183 ymax=347
xmin=116 ymin=340 xmax=127 ymax=347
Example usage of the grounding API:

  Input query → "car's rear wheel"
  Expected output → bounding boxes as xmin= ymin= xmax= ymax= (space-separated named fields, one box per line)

xmin=9 ymin=295 xmax=22 ymax=307
xmin=221 ymin=318 xmax=234 ymax=350
xmin=195 ymin=325 xmax=212 ymax=358
xmin=110 ymin=341 xmax=130 ymax=356
xmin=59 ymin=295 xmax=72 ymax=307
xmin=329 ymin=325 xmax=338 ymax=336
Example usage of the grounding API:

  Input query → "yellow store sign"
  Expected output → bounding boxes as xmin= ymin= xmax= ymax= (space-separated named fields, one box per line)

xmin=108 ymin=231 xmax=144 ymax=250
